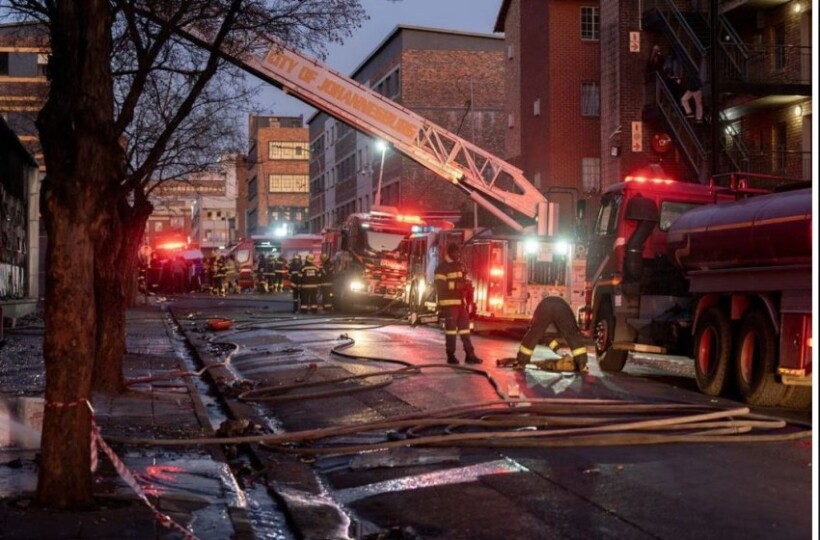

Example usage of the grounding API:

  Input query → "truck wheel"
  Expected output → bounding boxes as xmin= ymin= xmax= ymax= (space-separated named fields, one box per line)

xmin=693 ymin=307 xmax=732 ymax=397
xmin=778 ymin=386 xmax=812 ymax=410
xmin=735 ymin=310 xmax=787 ymax=407
xmin=594 ymin=301 xmax=628 ymax=372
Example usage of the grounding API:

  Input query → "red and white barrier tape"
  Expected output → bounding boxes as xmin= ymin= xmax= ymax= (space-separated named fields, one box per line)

xmin=47 ymin=399 xmax=199 ymax=540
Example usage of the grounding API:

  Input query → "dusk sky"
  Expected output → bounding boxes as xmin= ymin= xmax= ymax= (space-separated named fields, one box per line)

xmin=253 ymin=0 xmax=503 ymax=119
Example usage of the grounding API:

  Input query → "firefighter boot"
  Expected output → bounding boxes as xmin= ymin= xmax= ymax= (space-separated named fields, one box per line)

xmin=465 ymin=353 xmax=484 ymax=365
xmin=532 ymin=355 xmax=577 ymax=372
xmin=447 ymin=354 xmax=459 ymax=365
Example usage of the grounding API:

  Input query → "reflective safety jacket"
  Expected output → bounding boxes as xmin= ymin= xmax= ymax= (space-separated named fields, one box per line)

xmin=299 ymin=261 xmax=323 ymax=289
xmin=434 ymin=259 xmax=467 ymax=308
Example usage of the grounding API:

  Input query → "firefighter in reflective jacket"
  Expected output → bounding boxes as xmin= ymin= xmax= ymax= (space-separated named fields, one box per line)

xmin=434 ymin=243 xmax=483 ymax=365
xmin=498 ymin=296 xmax=588 ymax=372
xmin=288 ymin=254 xmax=302 ymax=313
xmin=299 ymin=254 xmax=322 ymax=314
xmin=273 ymin=253 xmax=288 ymax=292
xmin=319 ymin=253 xmax=334 ymax=311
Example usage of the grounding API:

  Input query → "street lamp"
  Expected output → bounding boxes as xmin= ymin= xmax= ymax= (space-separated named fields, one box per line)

xmin=374 ymin=139 xmax=388 ymax=206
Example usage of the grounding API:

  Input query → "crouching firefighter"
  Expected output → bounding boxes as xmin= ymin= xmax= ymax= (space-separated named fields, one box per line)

xmin=498 ymin=296 xmax=588 ymax=372
xmin=435 ymin=242 xmax=483 ymax=365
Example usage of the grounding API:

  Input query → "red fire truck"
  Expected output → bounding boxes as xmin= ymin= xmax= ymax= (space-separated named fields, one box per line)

xmin=323 ymin=207 xmax=428 ymax=310
xmin=584 ymin=172 xmax=811 ymax=408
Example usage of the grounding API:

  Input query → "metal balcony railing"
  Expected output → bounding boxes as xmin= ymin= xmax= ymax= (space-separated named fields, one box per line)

xmin=722 ymin=150 xmax=812 ymax=181
xmin=643 ymin=0 xmax=707 ymax=78
xmin=647 ymin=72 xmax=707 ymax=179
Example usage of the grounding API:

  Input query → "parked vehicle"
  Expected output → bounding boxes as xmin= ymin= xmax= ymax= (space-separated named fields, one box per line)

xmin=584 ymin=172 xmax=811 ymax=408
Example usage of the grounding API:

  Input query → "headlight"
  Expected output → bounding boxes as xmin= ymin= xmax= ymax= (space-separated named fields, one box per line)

xmin=349 ymin=280 xmax=365 ymax=292
xmin=417 ymin=279 xmax=426 ymax=303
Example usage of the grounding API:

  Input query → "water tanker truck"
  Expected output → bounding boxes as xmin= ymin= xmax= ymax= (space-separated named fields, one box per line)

xmin=584 ymin=174 xmax=811 ymax=408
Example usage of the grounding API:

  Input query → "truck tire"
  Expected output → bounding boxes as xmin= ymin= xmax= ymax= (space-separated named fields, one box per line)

xmin=693 ymin=307 xmax=733 ymax=397
xmin=778 ymin=386 xmax=812 ymax=410
xmin=735 ymin=309 xmax=787 ymax=407
xmin=594 ymin=300 xmax=628 ymax=372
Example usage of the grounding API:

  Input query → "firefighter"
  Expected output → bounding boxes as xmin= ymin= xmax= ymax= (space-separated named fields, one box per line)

xmin=214 ymin=256 xmax=228 ymax=296
xmin=498 ymin=296 xmax=588 ymax=372
xmin=273 ymin=253 xmax=288 ymax=292
xmin=256 ymin=254 xmax=268 ymax=293
xmin=299 ymin=253 xmax=322 ymax=314
xmin=265 ymin=253 xmax=276 ymax=294
xmin=434 ymin=242 xmax=483 ymax=365
xmin=319 ymin=253 xmax=334 ymax=311
xmin=288 ymin=254 xmax=303 ymax=313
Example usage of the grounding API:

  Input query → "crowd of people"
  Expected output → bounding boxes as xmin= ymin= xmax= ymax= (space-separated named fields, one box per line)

xmin=137 ymin=250 xmax=336 ymax=313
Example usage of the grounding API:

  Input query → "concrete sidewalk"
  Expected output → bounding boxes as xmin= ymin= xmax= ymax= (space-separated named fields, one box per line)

xmin=0 ymin=303 xmax=260 ymax=540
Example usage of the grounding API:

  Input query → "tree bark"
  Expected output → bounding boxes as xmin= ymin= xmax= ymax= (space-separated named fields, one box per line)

xmin=93 ymin=199 xmax=151 ymax=393
xmin=35 ymin=0 xmax=119 ymax=508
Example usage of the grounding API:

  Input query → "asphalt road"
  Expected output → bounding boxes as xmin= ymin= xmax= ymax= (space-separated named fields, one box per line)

xmin=169 ymin=293 xmax=813 ymax=540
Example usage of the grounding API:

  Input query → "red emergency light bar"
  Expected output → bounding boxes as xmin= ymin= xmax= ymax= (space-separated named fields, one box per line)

xmin=157 ymin=241 xmax=187 ymax=250
xmin=396 ymin=214 xmax=423 ymax=224
xmin=624 ymin=175 xmax=675 ymax=185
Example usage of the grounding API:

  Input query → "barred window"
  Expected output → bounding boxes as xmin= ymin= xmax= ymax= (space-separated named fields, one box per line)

xmin=268 ymin=141 xmax=309 ymax=160
xmin=581 ymin=7 xmax=599 ymax=41
xmin=581 ymin=157 xmax=600 ymax=193
xmin=581 ymin=82 xmax=600 ymax=117
xmin=269 ymin=174 xmax=309 ymax=192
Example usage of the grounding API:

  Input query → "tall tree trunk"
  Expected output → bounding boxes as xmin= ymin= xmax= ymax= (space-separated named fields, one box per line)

xmin=92 ymin=203 xmax=127 ymax=393
xmin=35 ymin=0 xmax=118 ymax=508
xmin=93 ymin=200 xmax=151 ymax=393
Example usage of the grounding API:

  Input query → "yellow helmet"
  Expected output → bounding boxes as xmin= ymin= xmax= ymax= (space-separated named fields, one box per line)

xmin=306 ymin=254 xmax=315 ymax=263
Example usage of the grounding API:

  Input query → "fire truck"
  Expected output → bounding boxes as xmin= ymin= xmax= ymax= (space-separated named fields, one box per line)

xmin=147 ymin=17 xmax=581 ymax=320
xmin=229 ymin=234 xmax=322 ymax=290
xmin=584 ymin=172 xmax=811 ymax=408
xmin=322 ymin=207 xmax=430 ymax=309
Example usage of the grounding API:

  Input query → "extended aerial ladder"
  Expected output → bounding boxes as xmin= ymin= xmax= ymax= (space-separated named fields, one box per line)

xmin=149 ymin=14 xmax=551 ymax=235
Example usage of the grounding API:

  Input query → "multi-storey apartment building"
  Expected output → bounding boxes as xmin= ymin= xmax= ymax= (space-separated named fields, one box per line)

xmin=307 ymin=26 xmax=506 ymax=233
xmin=495 ymin=1 xmax=602 ymax=234
xmin=243 ymin=115 xmax=310 ymax=239
xmin=601 ymin=0 xmax=812 ymax=187
xmin=0 ymin=23 xmax=48 ymax=171
xmin=145 ymin=155 xmax=245 ymax=255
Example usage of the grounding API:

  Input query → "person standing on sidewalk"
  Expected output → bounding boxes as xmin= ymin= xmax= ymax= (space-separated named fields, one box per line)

xmin=288 ymin=254 xmax=303 ymax=313
xmin=434 ymin=242 xmax=482 ymax=365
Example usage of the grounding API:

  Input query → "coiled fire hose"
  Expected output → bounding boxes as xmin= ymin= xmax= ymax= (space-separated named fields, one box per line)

xmin=105 ymin=317 xmax=811 ymax=453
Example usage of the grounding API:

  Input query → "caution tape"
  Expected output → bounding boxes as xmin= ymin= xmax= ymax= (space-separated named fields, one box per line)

xmin=47 ymin=399 xmax=199 ymax=540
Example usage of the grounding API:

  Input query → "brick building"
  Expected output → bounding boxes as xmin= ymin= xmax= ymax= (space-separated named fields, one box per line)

xmin=495 ymin=1 xmax=601 ymax=235
xmin=0 ymin=23 xmax=48 ymax=171
xmin=601 ymin=0 xmax=812 ymax=188
xmin=307 ymin=26 xmax=506 ymax=233
xmin=244 ymin=115 xmax=310 ymax=239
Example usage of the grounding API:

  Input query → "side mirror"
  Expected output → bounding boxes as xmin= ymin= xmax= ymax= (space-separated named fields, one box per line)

xmin=576 ymin=200 xmax=586 ymax=220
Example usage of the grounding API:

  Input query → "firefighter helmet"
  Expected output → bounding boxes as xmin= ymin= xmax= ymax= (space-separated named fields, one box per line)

xmin=305 ymin=254 xmax=315 ymax=263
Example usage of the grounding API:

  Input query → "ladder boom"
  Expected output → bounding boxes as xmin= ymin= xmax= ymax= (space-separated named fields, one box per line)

xmin=147 ymin=15 xmax=550 ymax=233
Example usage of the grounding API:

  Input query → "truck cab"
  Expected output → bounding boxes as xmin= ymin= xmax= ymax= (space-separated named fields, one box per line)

xmin=584 ymin=175 xmax=727 ymax=371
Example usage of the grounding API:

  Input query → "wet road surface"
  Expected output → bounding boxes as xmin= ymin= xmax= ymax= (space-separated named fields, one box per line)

xmin=170 ymin=293 xmax=812 ymax=540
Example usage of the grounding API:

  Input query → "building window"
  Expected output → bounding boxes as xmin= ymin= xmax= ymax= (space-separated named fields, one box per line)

xmin=154 ymin=222 xmax=163 ymax=232
xmin=269 ymin=174 xmax=309 ymax=192
xmin=774 ymin=121 xmax=787 ymax=171
xmin=581 ymin=82 xmax=600 ymax=117
xmin=774 ymin=23 xmax=786 ymax=70
xmin=0 ymin=52 xmax=8 ymax=76
xmin=268 ymin=141 xmax=309 ymax=160
xmin=37 ymin=53 xmax=48 ymax=77
xmin=170 ymin=217 xmax=185 ymax=229
xmin=581 ymin=157 xmax=601 ymax=192
xmin=580 ymin=7 xmax=600 ymax=41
